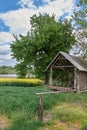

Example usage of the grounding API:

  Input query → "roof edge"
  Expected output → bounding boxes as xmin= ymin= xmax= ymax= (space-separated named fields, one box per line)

xmin=46 ymin=51 xmax=87 ymax=72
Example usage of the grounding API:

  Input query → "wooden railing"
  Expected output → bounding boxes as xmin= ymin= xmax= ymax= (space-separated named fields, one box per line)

xmin=36 ymin=91 xmax=68 ymax=121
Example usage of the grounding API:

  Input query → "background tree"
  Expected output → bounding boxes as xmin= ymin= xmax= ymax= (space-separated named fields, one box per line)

xmin=11 ymin=14 xmax=75 ymax=79
xmin=11 ymin=32 xmax=35 ymax=78
xmin=72 ymin=0 xmax=87 ymax=56
xmin=0 ymin=66 xmax=16 ymax=74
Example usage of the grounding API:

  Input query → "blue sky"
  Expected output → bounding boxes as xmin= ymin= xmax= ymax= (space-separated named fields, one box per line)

xmin=0 ymin=0 xmax=79 ymax=66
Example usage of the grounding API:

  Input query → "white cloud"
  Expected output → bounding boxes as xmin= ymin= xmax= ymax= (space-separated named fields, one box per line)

xmin=0 ymin=32 xmax=14 ymax=44
xmin=0 ymin=45 xmax=10 ymax=55
xmin=0 ymin=44 xmax=11 ymax=59
xmin=0 ymin=0 xmax=75 ymax=36
xmin=0 ymin=44 xmax=16 ymax=66
xmin=18 ymin=0 xmax=37 ymax=9
xmin=0 ymin=0 xmax=75 ymax=66
xmin=42 ymin=0 xmax=51 ymax=3
xmin=0 ymin=59 xmax=16 ymax=66
xmin=0 ymin=53 xmax=11 ymax=60
xmin=0 ymin=8 xmax=39 ymax=36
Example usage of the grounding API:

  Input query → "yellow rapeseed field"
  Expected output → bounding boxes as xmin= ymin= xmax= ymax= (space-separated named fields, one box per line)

xmin=0 ymin=78 xmax=43 ymax=86
xmin=0 ymin=78 xmax=43 ymax=83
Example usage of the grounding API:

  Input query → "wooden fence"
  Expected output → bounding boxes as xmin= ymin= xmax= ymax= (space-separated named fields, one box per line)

xmin=36 ymin=91 xmax=68 ymax=121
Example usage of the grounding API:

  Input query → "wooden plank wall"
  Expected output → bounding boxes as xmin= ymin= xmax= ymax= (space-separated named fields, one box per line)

xmin=76 ymin=70 xmax=87 ymax=90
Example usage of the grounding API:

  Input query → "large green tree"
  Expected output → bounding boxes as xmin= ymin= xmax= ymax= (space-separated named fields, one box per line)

xmin=11 ymin=14 xmax=75 ymax=78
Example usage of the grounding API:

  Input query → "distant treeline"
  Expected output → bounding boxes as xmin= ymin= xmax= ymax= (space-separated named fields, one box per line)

xmin=0 ymin=66 xmax=16 ymax=74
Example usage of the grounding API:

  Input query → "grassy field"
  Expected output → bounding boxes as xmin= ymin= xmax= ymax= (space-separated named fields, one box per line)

xmin=0 ymin=86 xmax=87 ymax=130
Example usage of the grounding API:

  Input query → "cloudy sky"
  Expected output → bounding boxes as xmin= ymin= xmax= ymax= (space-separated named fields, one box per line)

xmin=0 ymin=0 xmax=79 ymax=66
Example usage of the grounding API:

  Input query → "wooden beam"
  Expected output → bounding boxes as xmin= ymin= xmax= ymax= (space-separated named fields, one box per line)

xmin=52 ymin=55 xmax=61 ymax=66
xmin=53 ymin=65 xmax=74 ymax=68
xmin=36 ymin=91 xmax=63 ymax=95
xmin=36 ymin=90 xmax=74 ymax=95
xmin=46 ymin=54 xmax=61 ymax=70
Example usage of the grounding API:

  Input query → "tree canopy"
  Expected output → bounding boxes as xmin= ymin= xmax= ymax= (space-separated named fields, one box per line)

xmin=11 ymin=14 xmax=75 ymax=78
xmin=72 ymin=0 xmax=87 ymax=56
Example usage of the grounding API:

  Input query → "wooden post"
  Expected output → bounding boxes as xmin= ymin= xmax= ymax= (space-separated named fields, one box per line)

xmin=74 ymin=78 xmax=77 ymax=90
xmin=74 ymin=68 xmax=77 ymax=90
xmin=38 ymin=95 xmax=43 ymax=121
xmin=49 ymin=67 xmax=53 ymax=87
xmin=77 ymin=84 xmax=80 ymax=92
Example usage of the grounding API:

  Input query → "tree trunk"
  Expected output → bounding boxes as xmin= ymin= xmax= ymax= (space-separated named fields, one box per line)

xmin=45 ymin=71 xmax=49 ymax=85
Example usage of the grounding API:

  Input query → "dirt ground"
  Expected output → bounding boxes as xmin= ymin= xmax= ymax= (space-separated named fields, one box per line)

xmin=0 ymin=116 xmax=10 ymax=129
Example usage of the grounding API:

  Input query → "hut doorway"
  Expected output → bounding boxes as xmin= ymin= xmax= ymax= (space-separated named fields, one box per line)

xmin=49 ymin=65 xmax=74 ymax=89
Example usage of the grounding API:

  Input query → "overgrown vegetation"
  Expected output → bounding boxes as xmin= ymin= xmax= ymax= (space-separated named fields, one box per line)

xmin=52 ymin=69 xmax=74 ymax=87
xmin=0 ymin=86 xmax=87 ymax=130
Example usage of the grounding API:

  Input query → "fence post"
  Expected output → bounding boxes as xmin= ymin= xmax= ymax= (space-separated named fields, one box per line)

xmin=36 ymin=91 xmax=68 ymax=122
xmin=38 ymin=94 xmax=43 ymax=121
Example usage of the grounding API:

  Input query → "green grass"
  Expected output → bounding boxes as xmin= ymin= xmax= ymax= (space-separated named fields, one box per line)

xmin=53 ymin=103 xmax=87 ymax=129
xmin=0 ymin=86 xmax=87 ymax=130
xmin=39 ymin=102 xmax=87 ymax=130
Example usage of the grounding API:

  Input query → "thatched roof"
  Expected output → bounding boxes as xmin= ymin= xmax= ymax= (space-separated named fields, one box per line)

xmin=46 ymin=51 xmax=87 ymax=72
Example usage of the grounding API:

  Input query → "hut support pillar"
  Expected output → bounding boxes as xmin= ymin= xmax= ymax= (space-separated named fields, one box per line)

xmin=74 ymin=78 xmax=77 ymax=90
xmin=74 ymin=68 xmax=77 ymax=90
xmin=74 ymin=68 xmax=80 ymax=92
xmin=77 ymin=85 xmax=80 ymax=92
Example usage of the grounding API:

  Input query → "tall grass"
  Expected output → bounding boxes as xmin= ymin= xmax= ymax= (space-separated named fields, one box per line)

xmin=53 ymin=103 xmax=87 ymax=128
xmin=0 ymin=86 xmax=86 ymax=130
xmin=0 ymin=87 xmax=46 ymax=130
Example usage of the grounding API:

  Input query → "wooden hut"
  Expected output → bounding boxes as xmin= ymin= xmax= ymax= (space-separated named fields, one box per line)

xmin=45 ymin=51 xmax=87 ymax=92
